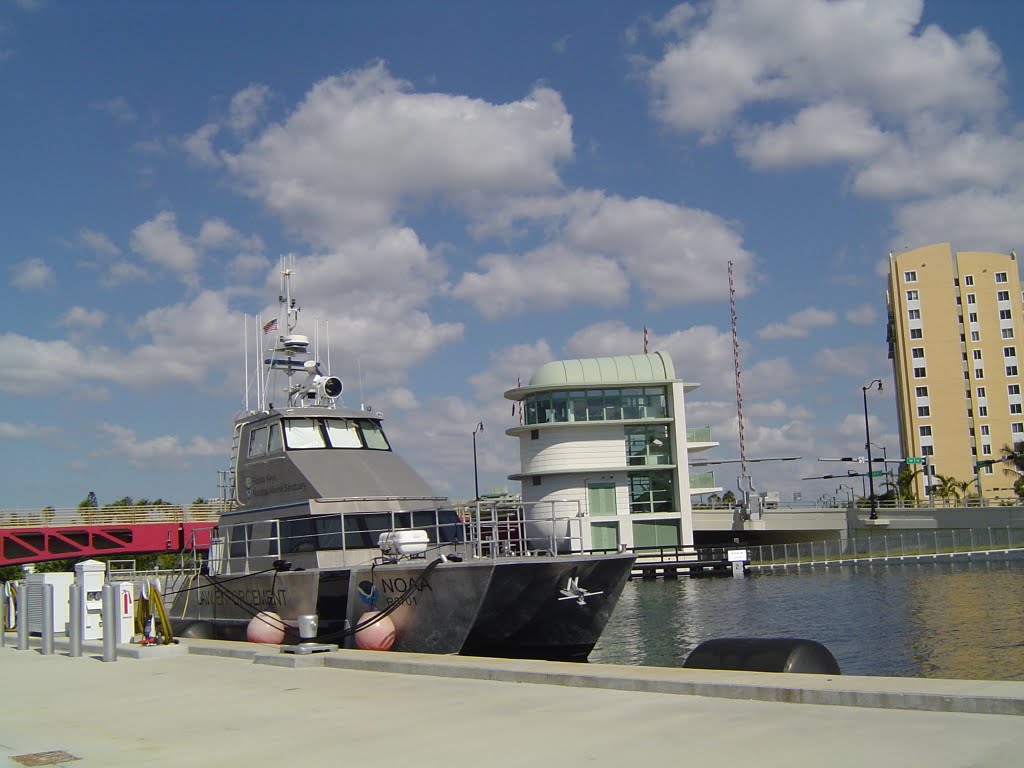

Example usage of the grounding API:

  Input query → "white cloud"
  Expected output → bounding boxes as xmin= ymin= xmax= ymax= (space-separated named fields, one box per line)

xmin=467 ymin=190 xmax=756 ymax=315
xmin=758 ymin=307 xmax=836 ymax=339
xmin=228 ymin=83 xmax=272 ymax=136
xmin=814 ymin=343 xmax=884 ymax=378
xmin=223 ymin=62 xmax=573 ymax=243
xmin=892 ymin=188 xmax=1024 ymax=254
xmin=129 ymin=211 xmax=200 ymax=284
xmin=183 ymin=123 xmax=221 ymax=167
xmin=94 ymin=422 xmax=223 ymax=468
xmin=452 ymin=244 xmax=627 ymax=318
xmin=0 ymin=420 xmax=56 ymax=440
xmin=738 ymin=101 xmax=892 ymax=168
xmin=79 ymin=228 xmax=121 ymax=258
xmin=646 ymin=0 xmax=1004 ymax=138
xmin=854 ymin=122 xmax=1024 ymax=199
xmin=91 ymin=96 xmax=137 ymax=124
xmin=10 ymin=257 xmax=55 ymax=291
xmin=846 ymin=304 xmax=878 ymax=325
xmin=58 ymin=306 xmax=107 ymax=331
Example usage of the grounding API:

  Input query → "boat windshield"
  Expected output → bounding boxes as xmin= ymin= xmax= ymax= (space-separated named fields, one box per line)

xmin=282 ymin=417 xmax=391 ymax=451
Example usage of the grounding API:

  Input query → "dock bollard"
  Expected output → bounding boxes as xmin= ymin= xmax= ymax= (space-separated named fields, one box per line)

xmin=68 ymin=582 xmax=83 ymax=658
xmin=41 ymin=584 xmax=54 ymax=655
xmin=101 ymin=583 xmax=118 ymax=662
xmin=16 ymin=584 xmax=29 ymax=651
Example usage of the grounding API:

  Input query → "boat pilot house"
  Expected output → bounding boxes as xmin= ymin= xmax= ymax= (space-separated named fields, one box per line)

xmin=504 ymin=352 xmax=719 ymax=553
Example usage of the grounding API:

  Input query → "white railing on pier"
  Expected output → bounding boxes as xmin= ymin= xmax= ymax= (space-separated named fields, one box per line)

xmin=748 ymin=526 xmax=1024 ymax=568
xmin=0 ymin=503 xmax=227 ymax=528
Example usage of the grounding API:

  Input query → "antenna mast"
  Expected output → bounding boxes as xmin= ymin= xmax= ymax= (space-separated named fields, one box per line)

xmin=728 ymin=260 xmax=749 ymax=488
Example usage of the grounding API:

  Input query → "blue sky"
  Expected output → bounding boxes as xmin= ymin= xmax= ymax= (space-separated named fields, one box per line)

xmin=3 ymin=0 xmax=1024 ymax=510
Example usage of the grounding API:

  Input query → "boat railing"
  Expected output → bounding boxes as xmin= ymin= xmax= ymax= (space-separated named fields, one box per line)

xmin=466 ymin=498 xmax=586 ymax=558
xmin=209 ymin=498 xmax=590 ymax=573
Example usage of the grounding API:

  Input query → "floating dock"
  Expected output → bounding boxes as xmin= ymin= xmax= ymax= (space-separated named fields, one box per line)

xmin=2 ymin=638 xmax=1022 ymax=767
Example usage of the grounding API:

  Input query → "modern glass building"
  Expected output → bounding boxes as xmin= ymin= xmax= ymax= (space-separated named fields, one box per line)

xmin=503 ymin=351 xmax=719 ymax=551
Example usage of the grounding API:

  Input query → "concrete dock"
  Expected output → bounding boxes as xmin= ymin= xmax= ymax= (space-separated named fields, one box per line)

xmin=2 ymin=638 xmax=1023 ymax=767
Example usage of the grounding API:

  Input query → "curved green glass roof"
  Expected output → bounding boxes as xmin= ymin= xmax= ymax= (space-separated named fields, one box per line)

xmin=528 ymin=351 xmax=675 ymax=387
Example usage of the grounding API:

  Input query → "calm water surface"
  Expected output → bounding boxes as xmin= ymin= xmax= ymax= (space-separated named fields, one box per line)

xmin=589 ymin=559 xmax=1024 ymax=680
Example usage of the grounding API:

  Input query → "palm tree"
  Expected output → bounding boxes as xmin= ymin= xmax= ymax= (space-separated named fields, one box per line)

xmin=892 ymin=466 xmax=923 ymax=503
xmin=932 ymin=474 xmax=961 ymax=505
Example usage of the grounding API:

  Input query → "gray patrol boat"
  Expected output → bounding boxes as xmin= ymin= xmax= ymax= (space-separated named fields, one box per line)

xmin=167 ymin=259 xmax=634 ymax=660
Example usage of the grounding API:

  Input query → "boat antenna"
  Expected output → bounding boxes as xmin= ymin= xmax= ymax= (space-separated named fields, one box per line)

xmin=358 ymin=355 xmax=364 ymax=410
xmin=244 ymin=313 xmax=250 ymax=412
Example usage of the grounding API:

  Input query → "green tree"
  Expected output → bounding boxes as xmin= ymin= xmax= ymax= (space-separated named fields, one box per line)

xmin=722 ymin=490 xmax=737 ymax=505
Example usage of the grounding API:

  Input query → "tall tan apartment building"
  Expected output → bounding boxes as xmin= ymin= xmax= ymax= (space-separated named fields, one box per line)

xmin=887 ymin=243 xmax=1024 ymax=501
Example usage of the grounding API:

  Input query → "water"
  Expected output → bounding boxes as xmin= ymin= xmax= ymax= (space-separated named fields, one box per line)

xmin=589 ymin=559 xmax=1024 ymax=680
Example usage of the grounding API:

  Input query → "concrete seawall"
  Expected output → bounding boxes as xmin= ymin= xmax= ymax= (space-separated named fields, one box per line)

xmin=2 ymin=639 xmax=1023 ymax=767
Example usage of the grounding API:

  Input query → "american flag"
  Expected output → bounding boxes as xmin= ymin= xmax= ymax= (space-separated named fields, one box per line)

xmin=263 ymin=318 xmax=278 ymax=335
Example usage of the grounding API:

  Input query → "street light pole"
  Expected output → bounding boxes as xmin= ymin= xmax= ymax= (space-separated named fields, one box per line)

xmin=472 ymin=421 xmax=484 ymax=500
xmin=863 ymin=379 xmax=883 ymax=520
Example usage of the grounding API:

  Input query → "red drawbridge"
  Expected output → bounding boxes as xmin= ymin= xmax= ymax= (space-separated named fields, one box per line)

xmin=0 ymin=505 xmax=222 ymax=566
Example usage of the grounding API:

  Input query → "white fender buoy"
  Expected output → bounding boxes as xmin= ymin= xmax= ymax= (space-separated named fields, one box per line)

xmin=247 ymin=611 xmax=286 ymax=644
xmin=354 ymin=610 xmax=396 ymax=651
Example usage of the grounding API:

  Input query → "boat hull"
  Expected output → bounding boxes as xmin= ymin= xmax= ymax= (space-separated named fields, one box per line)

xmin=166 ymin=552 xmax=635 ymax=659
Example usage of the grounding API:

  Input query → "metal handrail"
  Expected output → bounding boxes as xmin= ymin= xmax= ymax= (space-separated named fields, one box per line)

xmin=747 ymin=526 xmax=1024 ymax=568
xmin=0 ymin=503 xmax=226 ymax=528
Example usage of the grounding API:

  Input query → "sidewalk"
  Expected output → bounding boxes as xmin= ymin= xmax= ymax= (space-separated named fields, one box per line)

xmin=1 ymin=639 xmax=1022 ymax=767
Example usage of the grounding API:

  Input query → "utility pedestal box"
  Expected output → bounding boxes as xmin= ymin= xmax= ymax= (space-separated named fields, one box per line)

xmin=25 ymin=572 xmax=74 ymax=635
xmin=75 ymin=559 xmax=106 ymax=640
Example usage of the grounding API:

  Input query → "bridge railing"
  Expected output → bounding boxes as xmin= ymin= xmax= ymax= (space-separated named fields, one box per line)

xmin=748 ymin=526 xmax=1024 ymax=567
xmin=0 ymin=503 xmax=227 ymax=528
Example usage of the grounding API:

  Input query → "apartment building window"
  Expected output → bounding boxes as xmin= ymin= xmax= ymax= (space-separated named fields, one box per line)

xmin=973 ymin=349 xmax=983 ymax=361
xmin=964 ymin=275 xmax=975 ymax=286
xmin=969 ymin=312 xmax=979 ymax=323
xmin=912 ymin=347 xmax=925 ymax=359
xmin=981 ymin=425 xmax=990 ymax=436
xmin=967 ymin=293 xmax=976 ymax=305
xmin=998 ymin=290 xmax=1010 ymax=302
xmin=919 ymin=426 xmax=932 ymax=437
xmin=906 ymin=289 xmax=919 ymax=301
xmin=1010 ymin=385 xmax=1021 ymax=395
xmin=1013 ymin=423 xmax=1024 ymax=435
xmin=922 ymin=445 xmax=934 ymax=456
xmin=918 ymin=405 xmax=930 ymax=416
xmin=908 ymin=309 xmax=920 ymax=320
xmin=1004 ymin=328 xmax=1015 ymax=339
xmin=985 ymin=464 xmax=994 ymax=475
xmin=904 ymin=270 xmax=917 ymax=282
xmin=971 ymin=331 xmax=981 ymax=341
xmin=910 ymin=328 xmax=923 ymax=339
xmin=977 ymin=387 xmax=986 ymax=398
xmin=1011 ymin=403 xmax=1023 ymax=414
xmin=975 ymin=368 xmax=984 ymax=379
xmin=979 ymin=405 xmax=988 ymax=416
xmin=1008 ymin=366 xmax=1019 ymax=377
xmin=982 ymin=444 xmax=992 ymax=456
xmin=914 ymin=367 xmax=927 ymax=378
xmin=996 ymin=272 xmax=1008 ymax=283
xmin=1005 ymin=346 xmax=1017 ymax=358
xmin=915 ymin=386 xmax=928 ymax=397
xmin=1000 ymin=309 xmax=1012 ymax=320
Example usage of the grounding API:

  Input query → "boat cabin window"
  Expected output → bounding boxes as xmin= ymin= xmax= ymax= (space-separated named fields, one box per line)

xmin=277 ymin=509 xmax=462 ymax=554
xmin=247 ymin=423 xmax=284 ymax=459
xmin=282 ymin=417 xmax=391 ymax=451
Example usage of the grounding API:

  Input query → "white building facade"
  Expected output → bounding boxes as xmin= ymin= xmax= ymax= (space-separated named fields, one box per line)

xmin=504 ymin=352 xmax=719 ymax=552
